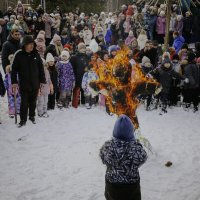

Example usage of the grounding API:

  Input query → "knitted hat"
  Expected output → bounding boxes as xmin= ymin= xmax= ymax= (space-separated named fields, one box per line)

xmin=21 ymin=35 xmax=34 ymax=47
xmin=64 ymin=44 xmax=72 ymax=51
xmin=142 ymin=56 xmax=151 ymax=66
xmin=78 ymin=43 xmax=86 ymax=51
xmin=36 ymin=32 xmax=45 ymax=41
xmin=46 ymin=53 xmax=55 ymax=63
xmin=113 ymin=115 xmax=135 ymax=142
xmin=162 ymin=58 xmax=171 ymax=65
xmin=109 ymin=45 xmax=119 ymax=54
xmin=52 ymin=34 xmax=61 ymax=42
xmin=60 ymin=50 xmax=70 ymax=60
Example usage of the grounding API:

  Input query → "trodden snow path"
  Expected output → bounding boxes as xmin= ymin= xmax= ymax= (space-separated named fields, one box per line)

xmin=0 ymin=101 xmax=200 ymax=199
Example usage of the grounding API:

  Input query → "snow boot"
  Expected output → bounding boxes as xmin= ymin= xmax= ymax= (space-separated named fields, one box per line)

xmin=18 ymin=120 xmax=26 ymax=128
xmin=72 ymin=87 xmax=80 ymax=108
xmin=29 ymin=117 xmax=36 ymax=124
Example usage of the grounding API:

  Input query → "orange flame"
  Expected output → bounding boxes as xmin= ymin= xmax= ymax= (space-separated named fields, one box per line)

xmin=91 ymin=48 xmax=159 ymax=129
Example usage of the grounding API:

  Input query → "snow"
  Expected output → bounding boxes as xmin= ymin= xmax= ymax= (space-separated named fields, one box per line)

xmin=1 ymin=63 xmax=200 ymax=200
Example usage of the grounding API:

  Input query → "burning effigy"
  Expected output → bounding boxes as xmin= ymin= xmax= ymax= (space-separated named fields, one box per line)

xmin=90 ymin=48 xmax=160 ymax=130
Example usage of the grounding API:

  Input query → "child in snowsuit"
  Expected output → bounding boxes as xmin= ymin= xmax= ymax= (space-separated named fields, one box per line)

xmin=37 ymin=61 xmax=53 ymax=117
xmin=82 ymin=64 xmax=98 ymax=109
xmin=46 ymin=53 xmax=58 ymax=110
xmin=4 ymin=55 xmax=21 ymax=118
xmin=100 ymin=115 xmax=147 ymax=200
xmin=57 ymin=50 xmax=75 ymax=109
xmin=141 ymin=56 xmax=154 ymax=110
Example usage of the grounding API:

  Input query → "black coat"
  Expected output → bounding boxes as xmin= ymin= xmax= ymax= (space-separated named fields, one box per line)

xmin=11 ymin=49 xmax=46 ymax=91
xmin=0 ymin=72 xmax=6 ymax=96
xmin=48 ymin=66 xmax=58 ymax=92
xmin=152 ymin=66 xmax=183 ymax=93
xmin=1 ymin=35 xmax=20 ymax=72
xmin=183 ymin=63 xmax=200 ymax=89
xmin=70 ymin=53 xmax=89 ymax=87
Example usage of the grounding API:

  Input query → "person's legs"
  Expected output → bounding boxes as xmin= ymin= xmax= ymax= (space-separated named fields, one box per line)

xmin=43 ymin=94 xmax=49 ymax=114
xmin=37 ymin=95 xmax=44 ymax=116
xmin=28 ymin=89 xmax=38 ymax=119
xmin=20 ymin=90 xmax=29 ymax=122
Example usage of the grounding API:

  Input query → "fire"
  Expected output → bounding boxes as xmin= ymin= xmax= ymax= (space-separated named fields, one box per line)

xmin=90 ymin=48 xmax=159 ymax=129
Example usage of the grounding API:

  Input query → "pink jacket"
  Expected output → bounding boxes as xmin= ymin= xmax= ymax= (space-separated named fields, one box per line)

xmin=156 ymin=16 xmax=166 ymax=35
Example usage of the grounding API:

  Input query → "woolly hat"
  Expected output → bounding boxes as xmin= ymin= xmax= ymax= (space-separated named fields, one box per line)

xmin=61 ymin=50 xmax=70 ymax=60
xmin=109 ymin=45 xmax=119 ymax=54
xmin=142 ymin=56 xmax=151 ymax=66
xmin=46 ymin=53 xmax=55 ymax=63
xmin=113 ymin=115 xmax=135 ymax=142
xmin=187 ymin=52 xmax=196 ymax=63
xmin=78 ymin=42 xmax=86 ymax=51
xmin=64 ymin=44 xmax=72 ymax=51
xmin=52 ymin=34 xmax=61 ymax=42
xmin=162 ymin=58 xmax=171 ymax=65
xmin=36 ymin=32 xmax=45 ymax=41
xmin=21 ymin=35 xmax=34 ymax=47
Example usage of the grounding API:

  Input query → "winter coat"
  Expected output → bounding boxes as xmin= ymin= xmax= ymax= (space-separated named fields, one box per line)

xmin=40 ymin=68 xmax=52 ymax=95
xmin=57 ymin=61 xmax=75 ymax=92
xmin=156 ymin=16 xmax=166 ymax=35
xmin=48 ymin=66 xmax=58 ymax=93
xmin=82 ymin=70 xmax=98 ymax=96
xmin=151 ymin=66 xmax=183 ymax=93
xmin=44 ymin=18 xmax=53 ymax=39
xmin=137 ymin=34 xmax=148 ymax=50
xmin=11 ymin=49 xmax=46 ymax=91
xmin=100 ymin=138 xmax=147 ymax=184
xmin=83 ymin=29 xmax=93 ymax=46
xmin=141 ymin=65 xmax=154 ymax=75
xmin=183 ymin=63 xmax=200 ymax=89
xmin=4 ymin=73 xmax=21 ymax=115
xmin=0 ymin=72 xmax=6 ymax=97
xmin=105 ymin=29 xmax=112 ymax=44
xmin=1 ymin=34 xmax=21 ymax=72
xmin=173 ymin=36 xmax=185 ymax=54
xmin=170 ymin=16 xmax=177 ymax=32
xmin=175 ymin=20 xmax=183 ymax=34
xmin=125 ymin=36 xmax=136 ymax=46
xmin=70 ymin=53 xmax=89 ymax=87
xmin=183 ymin=16 xmax=192 ymax=33
xmin=35 ymin=39 xmax=46 ymax=58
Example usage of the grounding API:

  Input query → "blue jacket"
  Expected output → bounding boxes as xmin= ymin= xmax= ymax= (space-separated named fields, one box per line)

xmin=173 ymin=36 xmax=185 ymax=54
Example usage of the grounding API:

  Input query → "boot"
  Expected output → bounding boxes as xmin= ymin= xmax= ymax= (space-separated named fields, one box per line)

xmin=29 ymin=117 xmax=36 ymax=124
xmin=18 ymin=120 xmax=26 ymax=128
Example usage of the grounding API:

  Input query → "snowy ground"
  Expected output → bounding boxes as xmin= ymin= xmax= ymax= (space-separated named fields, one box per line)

xmin=0 ymin=100 xmax=200 ymax=200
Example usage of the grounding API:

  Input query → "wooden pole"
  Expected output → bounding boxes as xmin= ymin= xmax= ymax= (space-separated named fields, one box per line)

xmin=164 ymin=0 xmax=172 ymax=51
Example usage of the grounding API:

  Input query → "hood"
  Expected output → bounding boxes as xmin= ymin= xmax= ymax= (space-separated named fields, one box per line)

xmin=175 ymin=36 xmax=185 ymax=43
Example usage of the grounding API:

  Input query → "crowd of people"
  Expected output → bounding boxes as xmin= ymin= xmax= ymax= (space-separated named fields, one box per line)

xmin=0 ymin=1 xmax=200 ymax=199
xmin=0 ymin=0 xmax=200 ymax=125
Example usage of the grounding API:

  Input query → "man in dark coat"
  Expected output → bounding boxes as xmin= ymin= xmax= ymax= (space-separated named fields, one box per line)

xmin=1 ymin=29 xmax=21 ymax=73
xmin=11 ymin=35 xmax=46 ymax=127
xmin=100 ymin=115 xmax=147 ymax=200
xmin=70 ymin=42 xmax=89 ymax=107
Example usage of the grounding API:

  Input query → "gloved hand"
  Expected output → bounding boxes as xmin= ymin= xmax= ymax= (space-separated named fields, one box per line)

xmin=184 ymin=78 xmax=189 ymax=84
